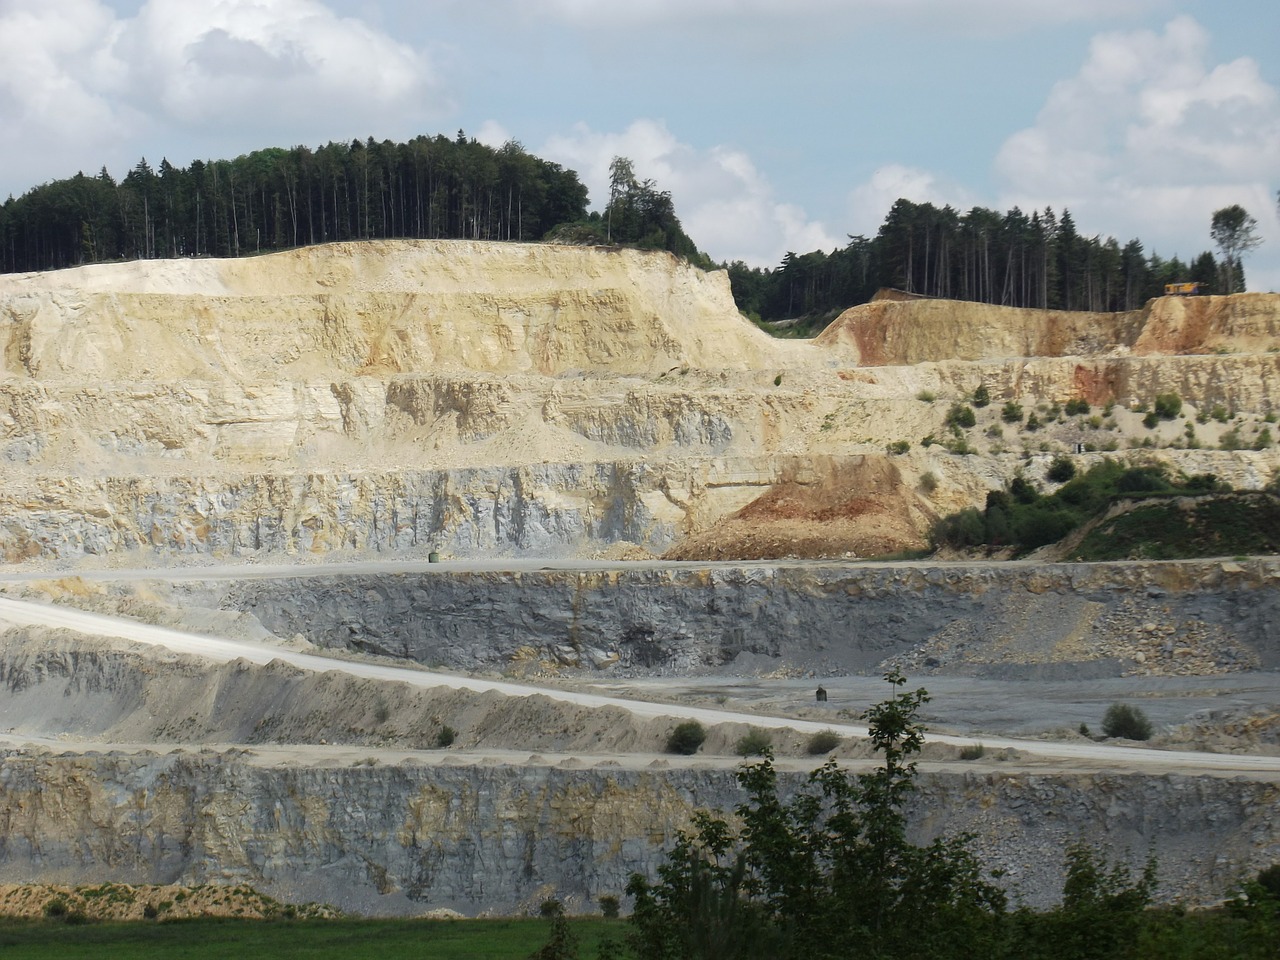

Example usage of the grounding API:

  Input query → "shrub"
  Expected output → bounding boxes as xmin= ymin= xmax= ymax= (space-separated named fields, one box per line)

xmin=886 ymin=439 xmax=910 ymax=455
xmin=1001 ymin=401 xmax=1024 ymax=423
xmin=919 ymin=471 xmax=939 ymax=494
xmin=1142 ymin=411 xmax=1159 ymax=429
xmin=1046 ymin=457 xmax=1076 ymax=483
xmin=1117 ymin=466 xmax=1168 ymax=493
xmin=1016 ymin=505 xmax=1078 ymax=549
xmin=806 ymin=730 xmax=842 ymax=755
xmin=1065 ymin=398 xmax=1090 ymax=416
xmin=1153 ymin=392 xmax=1182 ymax=419
xmin=1025 ymin=412 xmax=1041 ymax=431
xmin=916 ymin=389 xmax=937 ymax=403
xmin=599 ymin=894 xmax=621 ymax=919
xmin=667 ymin=721 xmax=707 ymax=755
xmin=959 ymin=743 xmax=985 ymax=760
xmin=1254 ymin=427 xmax=1273 ymax=450
xmin=539 ymin=898 xmax=563 ymax=918
xmin=1101 ymin=703 xmax=1153 ymax=741
xmin=930 ymin=507 xmax=985 ymax=549
xmin=1009 ymin=475 xmax=1040 ymax=504
xmin=1220 ymin=427 xmax=1244 ymax=450
xmin=1211 ymin=403 xmax=1231 ymax=423
xmin=735 ymin=728 xmax=773 ymax=757
xmin=971 ymin=383 xmax=991 ymax=407
xmin=945 ymin=403 xmax=976 ymax=430
xmin=1255 ymin=865 xmax=1280 ymax=900
xmin=435 ymin=725 xmax=457 ymax=748
xmin=773 ymin=374 xmax=783 ymax=386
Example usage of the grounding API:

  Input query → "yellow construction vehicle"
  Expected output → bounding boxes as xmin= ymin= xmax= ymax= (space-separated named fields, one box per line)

xmin=1164 ymin=281 xmax=1204 ymax=296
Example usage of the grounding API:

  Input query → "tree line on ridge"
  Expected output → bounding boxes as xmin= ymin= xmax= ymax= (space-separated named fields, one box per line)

xmin=1 ymin=134 xmax=1257 ymax=330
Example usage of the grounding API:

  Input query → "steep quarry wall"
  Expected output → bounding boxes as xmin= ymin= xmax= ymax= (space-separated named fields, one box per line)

xmin=0 ymin=748 xmax=1274 ymax=914
xmin=4 ymin=241 xmax=1280 ymax=564
xmin=206 ymin=559 xmax=1280 ymax=677
xmin=820 ymin=293 xmax=1280 ymax=366
xmin=1 ymin=241 xmax=812 ymax=381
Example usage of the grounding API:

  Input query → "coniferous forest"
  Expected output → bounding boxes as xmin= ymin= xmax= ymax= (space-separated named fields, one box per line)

xmin=1 ymin=135 xmax=1230 ymax=326
xmin=727 ymin=198 xmax=1229 ymax=326
xmin=0 ymin=133 xmax=592 ymax=272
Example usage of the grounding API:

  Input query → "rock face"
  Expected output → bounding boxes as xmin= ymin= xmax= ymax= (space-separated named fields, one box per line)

xmin=213 ymin=559 xmax=1280 ymax=677
xmin=4 ymin=240 xmax=1280 ymax=563
xmin=0 ymin=748 xmax=1275 ymax=915
xmin=3 ymin=243 xmax=1280 ymax=918
xmin=819 ymin=293 xmax=1280 ymax=365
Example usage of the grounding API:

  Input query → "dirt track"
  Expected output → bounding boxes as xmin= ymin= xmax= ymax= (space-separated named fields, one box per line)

xmin=4 ymin=592 xmax=1279 ymax=779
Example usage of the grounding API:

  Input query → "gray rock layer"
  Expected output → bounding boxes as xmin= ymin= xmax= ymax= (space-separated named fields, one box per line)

xmin=0 ymin=750 xmax=1275 ymax=915
xmin=218 ymin=560 xmax=1280 ymax=676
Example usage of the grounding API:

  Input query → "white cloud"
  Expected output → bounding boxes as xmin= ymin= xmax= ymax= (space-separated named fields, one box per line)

xmin=474 ymin=121 xmax=513 ymax=149
xmin=847 ymin=165 xmax=978 ymax=237
xmin=995 ymin=15 xmax=1280 ymax=288
xmin=120 ymin=0 xmax=444 ymax=129
xmin=0 ymin=0 xmax=446 ymax=192
xmin=0 ymin=0 xmax=140 ymax=184
xmin=540 ymin=119 xmax=841 ymax=267
xmin=515 ymin=0 xmax=1158 ymax=30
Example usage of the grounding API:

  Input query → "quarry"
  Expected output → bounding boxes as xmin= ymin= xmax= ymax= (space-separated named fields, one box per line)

xmin=2 ymin=239 xmax=1280 ymax=917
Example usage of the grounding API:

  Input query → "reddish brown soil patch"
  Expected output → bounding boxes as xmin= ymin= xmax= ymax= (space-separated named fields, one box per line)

xmin=665 ymin=456 xmax=931 ymax=560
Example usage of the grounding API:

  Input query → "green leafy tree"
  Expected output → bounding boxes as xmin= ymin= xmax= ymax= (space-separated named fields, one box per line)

xmin=529 ymin=899 xmax=579 ymax=960
xmin=1010 ymin=845 xmax=1156 ymax=960
xmin=628 ymin=672 xmax=1006 ymax=960
xmin=1211 ymin=205 xmax=1263 ymax=293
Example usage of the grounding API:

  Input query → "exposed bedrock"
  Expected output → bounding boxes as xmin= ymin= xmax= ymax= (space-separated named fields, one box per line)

xmin=0 ymin=750 xmax=1274 ymax=915
xmin=0 ymin=458 xmax=806 ymax=563
xmin=820 ymin=293 xmax=1280 ymax=366
xmin=215 ymin=560 xmax=1280 ymax=677
xmin=4 ymin=357 xmax=1280 ymax=473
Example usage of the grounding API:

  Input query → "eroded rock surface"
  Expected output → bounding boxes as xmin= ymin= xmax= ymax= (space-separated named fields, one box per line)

xmin=0 ymin=747 xmax=1275 ymax=915
xmin=4 ymin=242 xmax=1280 ymax=564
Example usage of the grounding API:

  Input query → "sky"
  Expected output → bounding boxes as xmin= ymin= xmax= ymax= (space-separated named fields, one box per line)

xmin=1 ymin=0 xmax=1278 ymax=289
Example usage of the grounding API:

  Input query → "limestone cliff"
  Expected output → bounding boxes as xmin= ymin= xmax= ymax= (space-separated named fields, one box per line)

xmin=0 ymin=748 xmax=1273 ymax=914
xmin=208 ymin=559 xmax=1280 ymax=677
xmin=3 ymin=241 xmax=1280 ymax=563
xmin=1 ymin=241 xmax=810 ymax=381
xmin=818 ymin=293 xmax=1280 ymax=365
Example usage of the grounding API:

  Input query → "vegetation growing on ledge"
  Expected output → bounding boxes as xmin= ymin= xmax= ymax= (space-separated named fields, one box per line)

xmin=1069 ymin=492 xmax=1280 ymax=561
xmin=622 ymin=673 xmax=1280 ymax=960
xmin=927 ymin=460 xmax=1275 ymax=559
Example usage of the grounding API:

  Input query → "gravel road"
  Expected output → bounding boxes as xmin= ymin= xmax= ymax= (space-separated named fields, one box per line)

xmin=4 ymin=594 xmax=1279 ymax=777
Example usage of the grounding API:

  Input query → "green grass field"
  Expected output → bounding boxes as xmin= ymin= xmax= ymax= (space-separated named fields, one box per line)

xmin=0 ymin=916 xmax=628 ymax=959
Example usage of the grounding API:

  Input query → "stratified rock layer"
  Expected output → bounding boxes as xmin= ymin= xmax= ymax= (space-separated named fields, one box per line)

xmin=207 ymin=559 xmax=1280 ymax=677
xmin=0 ymin=748 xmax=1274 ymax=914
xmin=4 ymin=241 xmax=1280 ymax=563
